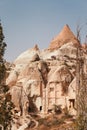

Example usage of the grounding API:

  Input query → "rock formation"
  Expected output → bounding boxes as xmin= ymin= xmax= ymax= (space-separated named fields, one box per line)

xmin=48 ymin=24 xmax=79 ymax=50
xmin=6 ymin=24 xmax=87 ymax=129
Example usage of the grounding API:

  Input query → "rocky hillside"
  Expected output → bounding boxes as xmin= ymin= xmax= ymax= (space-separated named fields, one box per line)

xmin=6 ymin=25 xmax=87 ymax=130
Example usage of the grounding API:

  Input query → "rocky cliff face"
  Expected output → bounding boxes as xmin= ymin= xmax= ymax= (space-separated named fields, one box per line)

xmin=6 ymin=25 xmax=87 ymax=129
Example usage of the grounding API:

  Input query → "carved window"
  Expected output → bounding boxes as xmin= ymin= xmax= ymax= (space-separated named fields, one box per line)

xmin=49 ymin=87 xmax=54 ymax=92
xmin=69 ymin=99 xmax=75 ymax=108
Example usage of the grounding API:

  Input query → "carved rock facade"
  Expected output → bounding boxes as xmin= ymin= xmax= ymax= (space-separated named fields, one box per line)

xmin=6 ymin=25 xmax=87 ymax=118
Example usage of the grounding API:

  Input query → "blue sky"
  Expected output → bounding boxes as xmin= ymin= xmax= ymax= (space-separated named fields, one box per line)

xmin=0 ymin=0 xmax=87 ymax=61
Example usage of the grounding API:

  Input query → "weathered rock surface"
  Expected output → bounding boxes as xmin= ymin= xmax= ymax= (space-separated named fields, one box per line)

xmin=6 ymin=25 xmax=78 ymax=112
xmin=14 ymin=44 xmax=40 ymax=65
xmin=48 ymin=24 xmax=79 ymax=50
xmin=6 ymin=25 xmax=87 ymax=129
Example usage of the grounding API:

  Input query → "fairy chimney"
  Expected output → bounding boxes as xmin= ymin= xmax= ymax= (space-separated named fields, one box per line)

xmin=48 ymin=24 xmax=79 ymax=50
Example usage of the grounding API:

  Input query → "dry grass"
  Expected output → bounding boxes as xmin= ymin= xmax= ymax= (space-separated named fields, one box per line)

xmin=25 ymin=113 xmax=75 ymax=130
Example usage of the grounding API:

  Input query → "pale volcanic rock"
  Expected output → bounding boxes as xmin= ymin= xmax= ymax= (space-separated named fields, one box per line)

xmin=17 ymin=62 xmax=45 ymax=97
xmin=6 ymin=69 xmax=18 ymax=87
xmin=46 ymin=65 xmax=73 ymax=109
xmin=10 ymin=62 xmax=45 ymax=113
xmin=68 ymin=77 xmax=76 ymax=99
xmin=67 ymin=77 xmax=77 ymax=115
xmin=14 ymin=44 xmax=40 ymax=65
xmin=48 ymin=65 xmax=73 ymax=83
xmin=40 ymin=49 xmax=60 ymax=60
xmin=31 ymin=53 xmax=40 ymax=62
xmin=10 ymin=85 xmax=22 ymax=111
xmin=41 ymin=42 xmax=77 ymax=60
xmin=6 ymin=24 xmax=84 ymax=125
xmin=18 ymin=63 xmax=43 ymax=81
xmin=38 ymin=61 xmax=48 ymax=85
xmin=48 ymin=24 xmax=79 ymax=50
xmin=59 ymin=42 xmax=77 ymax=57
xmin=22 ymin=78 xmax=44 ymax=111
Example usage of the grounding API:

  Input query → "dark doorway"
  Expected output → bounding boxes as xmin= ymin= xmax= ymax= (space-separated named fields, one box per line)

xmin=40 ymin=106 xmax=42 ymax=111
xmin=28 ymin=99 xmax=38 ymax=113
xmin=69 ymin=99 xmax=75 ymax=108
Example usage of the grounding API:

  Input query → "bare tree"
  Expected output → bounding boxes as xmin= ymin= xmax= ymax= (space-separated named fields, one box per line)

xmin=75 ymin=24 xmax=87 ymax=130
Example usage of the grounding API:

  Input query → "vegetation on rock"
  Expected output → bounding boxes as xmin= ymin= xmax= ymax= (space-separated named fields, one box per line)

xmin=0 ymin=22 xmax=14 ymax=130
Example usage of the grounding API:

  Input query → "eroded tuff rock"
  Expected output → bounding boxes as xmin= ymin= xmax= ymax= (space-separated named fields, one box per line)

xmin=6 ymin=25 xmax=78 ymax=113
xmin=6 ymin=69 xmax=18 ymax=87
xmin=41 ymin=42 xmax=77 ymax=60
xmin=48 ymin=24 xmax=79 ymax=50
xmin=6 ymin=25 xmax=87 ymax=129
xmin=14 ymin=44 xmax=40 ymax=65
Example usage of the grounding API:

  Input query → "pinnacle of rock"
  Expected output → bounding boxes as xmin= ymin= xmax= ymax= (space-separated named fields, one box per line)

xmin=48 ymin=24 xmax=79 ymax=50
xmin=33 ymin=44 xmax=39 ymax=51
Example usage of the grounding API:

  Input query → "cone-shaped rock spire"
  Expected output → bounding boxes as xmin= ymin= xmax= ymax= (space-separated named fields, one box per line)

xmin=48 ymin=24 xmax=79 ymax=50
